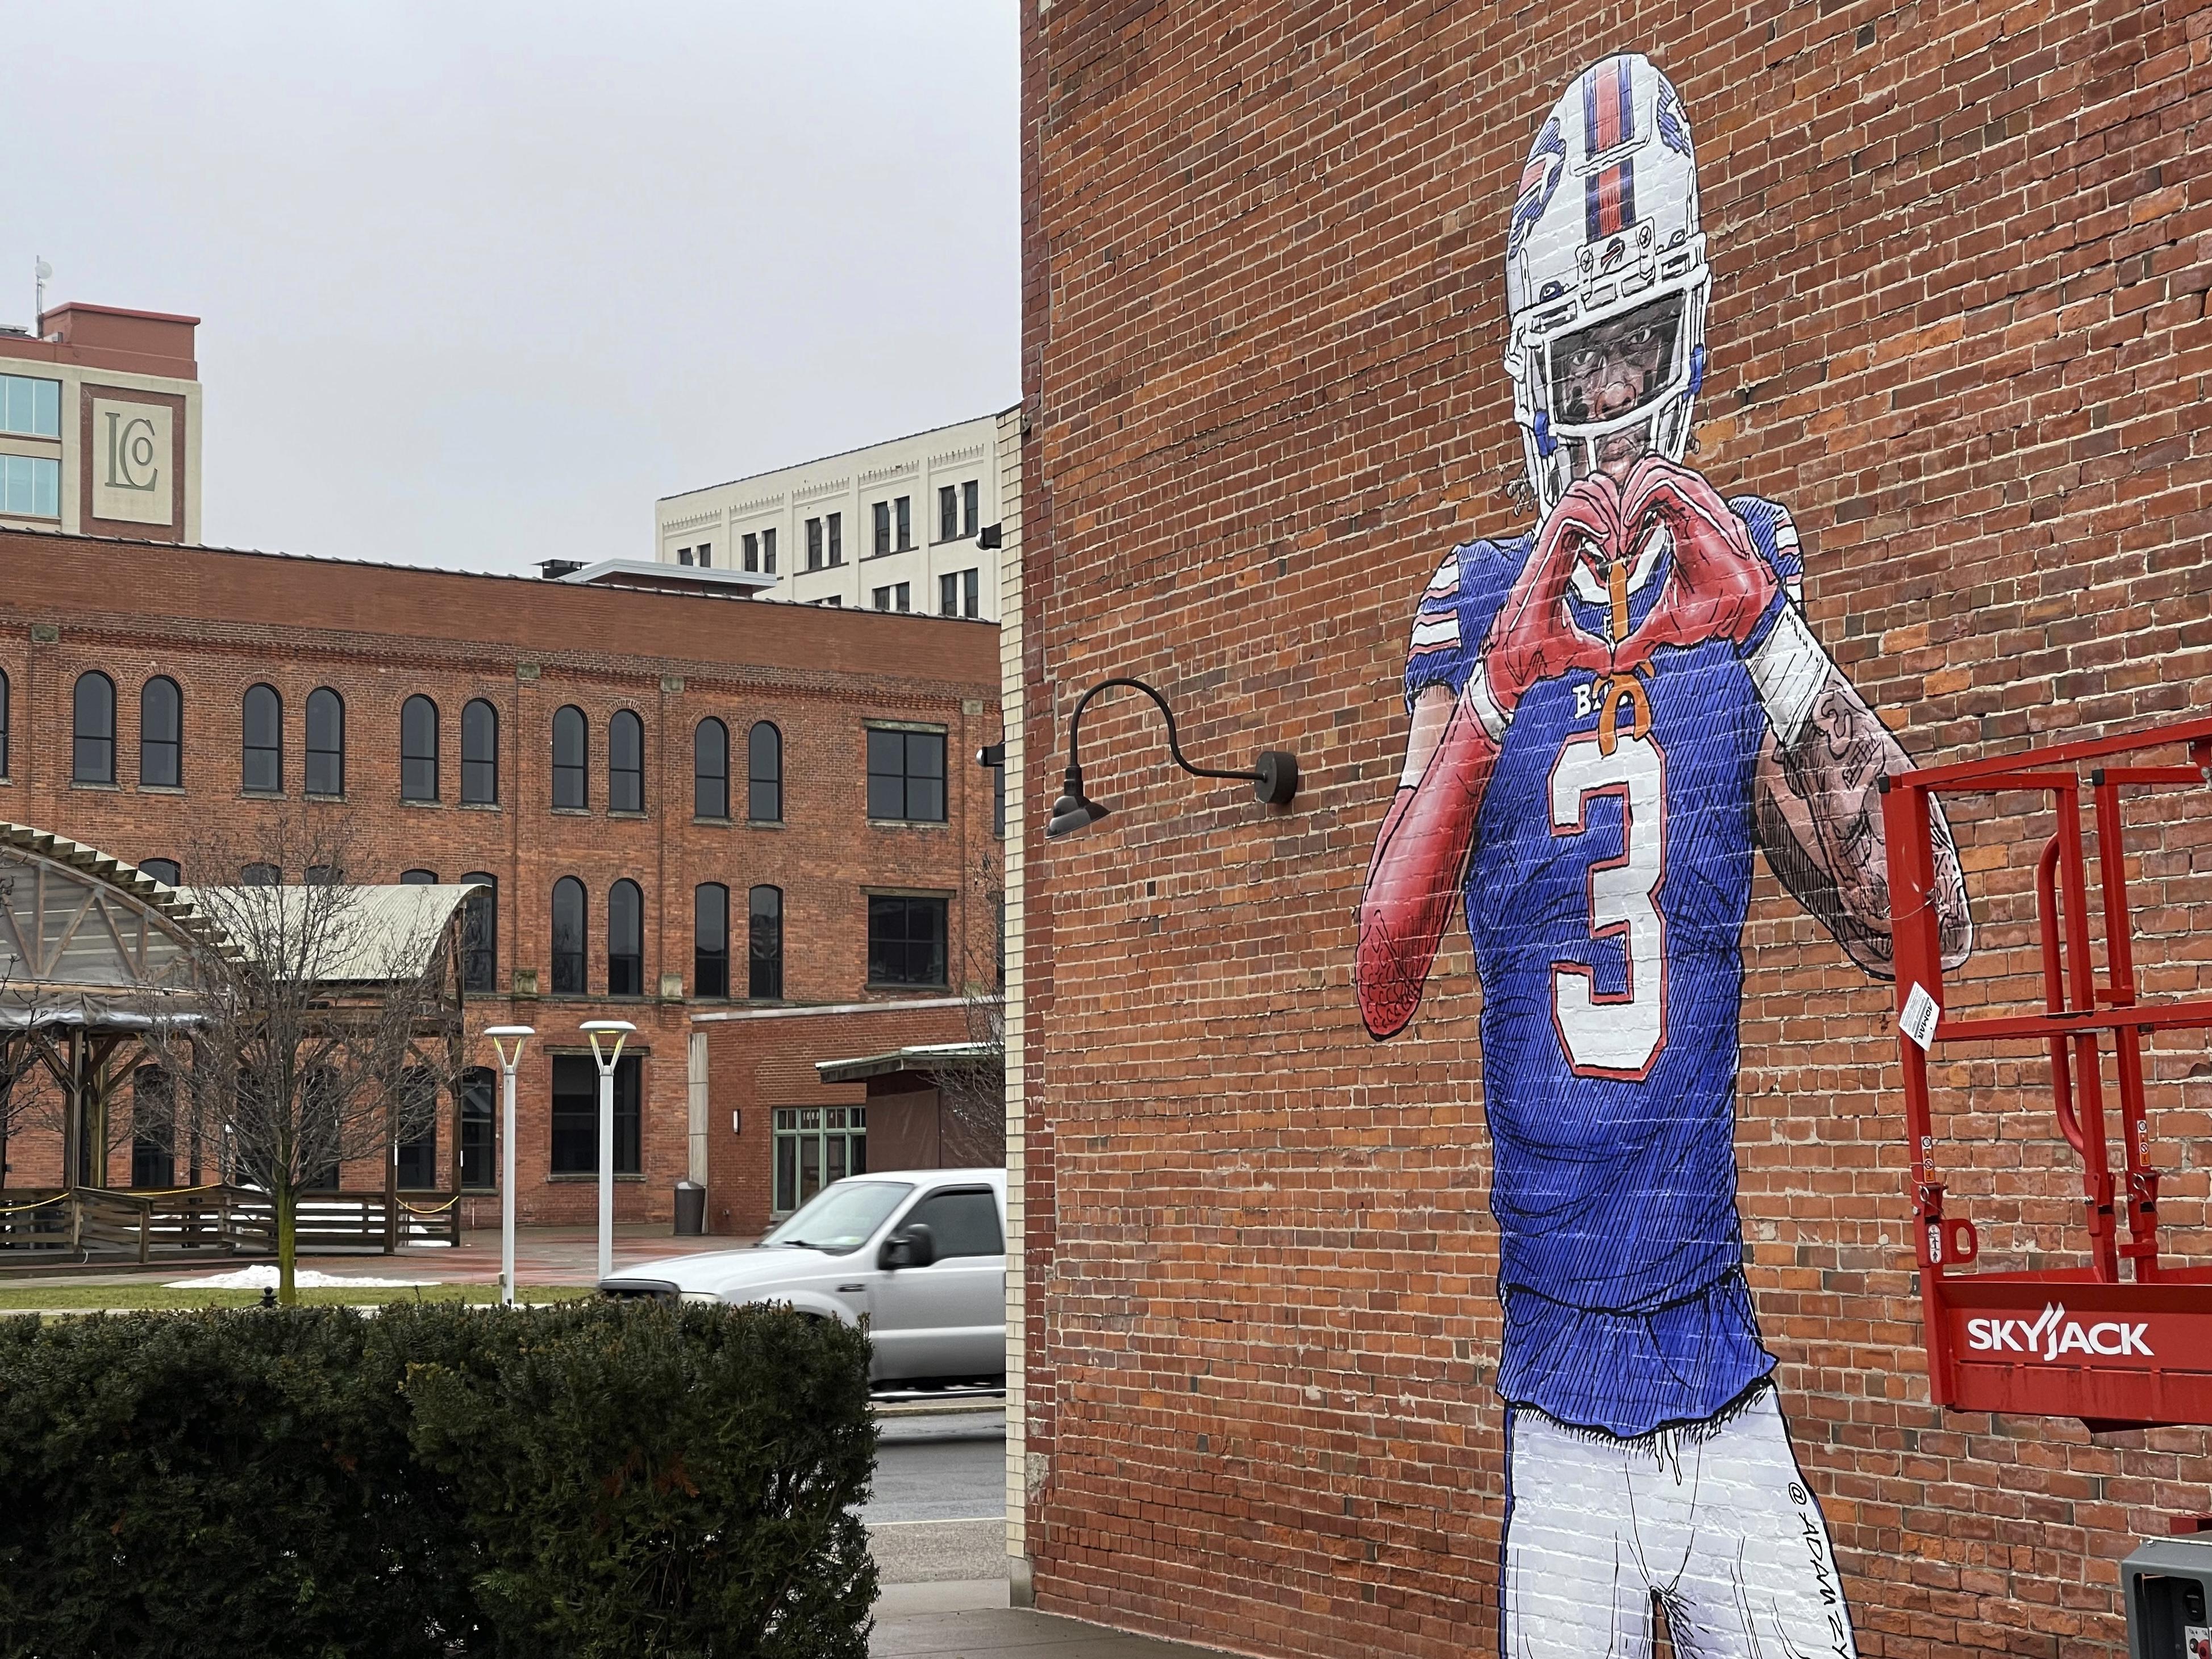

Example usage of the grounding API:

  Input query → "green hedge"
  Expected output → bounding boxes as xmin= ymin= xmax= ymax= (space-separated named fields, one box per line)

xmin=0 ymin=1300 xmax=877 ymax=1659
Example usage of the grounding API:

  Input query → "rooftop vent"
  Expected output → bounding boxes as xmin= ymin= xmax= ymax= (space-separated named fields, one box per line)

xmin=538 ymin=559 xmax=585 ymax=580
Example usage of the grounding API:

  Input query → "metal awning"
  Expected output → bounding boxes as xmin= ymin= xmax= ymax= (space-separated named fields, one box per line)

xmin=814 ymin=1041 xmax=1000 ymax=1086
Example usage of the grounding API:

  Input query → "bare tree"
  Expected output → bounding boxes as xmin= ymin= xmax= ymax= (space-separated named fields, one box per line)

xmin=936 ymin=840 xmax=1007 ymax=1165
xmin=136 ymin=813 xmax=464 ymax=1303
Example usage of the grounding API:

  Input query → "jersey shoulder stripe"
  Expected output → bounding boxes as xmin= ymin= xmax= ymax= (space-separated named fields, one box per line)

xmin=1403 ymin=536 xmax=1532 ymax=699
xmin=1726 ymin=493 xmax=1804 ymax=604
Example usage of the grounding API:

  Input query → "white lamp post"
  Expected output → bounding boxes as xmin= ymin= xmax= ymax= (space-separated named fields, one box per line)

xmin=580 ymin=1019 xmax=637 ymax=1286
xmin=483 ymin=1026 xmax=535 ymax=1308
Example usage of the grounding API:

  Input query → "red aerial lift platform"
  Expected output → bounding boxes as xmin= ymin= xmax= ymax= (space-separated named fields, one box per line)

xmin=1881 ymin=715 xmax=2212 ymax=1432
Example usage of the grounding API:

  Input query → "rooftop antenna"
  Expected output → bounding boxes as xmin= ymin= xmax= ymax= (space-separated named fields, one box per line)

xmin=33 ymin=256 xmax=50 ymax=334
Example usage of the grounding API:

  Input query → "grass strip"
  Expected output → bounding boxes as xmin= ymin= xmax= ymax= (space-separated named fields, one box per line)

xmin=0 ymin=1283 xmax=598 ymax=1311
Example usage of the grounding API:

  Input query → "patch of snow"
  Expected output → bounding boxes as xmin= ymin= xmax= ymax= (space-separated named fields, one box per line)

xmin=163 ymin=1265 xmax=436 ymax=1290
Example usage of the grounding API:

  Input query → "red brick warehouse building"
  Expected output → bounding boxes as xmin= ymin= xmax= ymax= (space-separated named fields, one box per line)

xmin=0 ymin=527 xmax=1002 ymax=1232
xmin=1006 ymin=2 xmax=2212 ymax=1655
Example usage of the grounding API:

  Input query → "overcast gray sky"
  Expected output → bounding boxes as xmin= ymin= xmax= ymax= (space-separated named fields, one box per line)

xmin=5 ymin=2 xmax=1019 ymax=575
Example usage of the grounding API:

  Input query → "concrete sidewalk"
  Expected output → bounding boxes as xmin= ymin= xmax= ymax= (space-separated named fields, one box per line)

xmin=873 ymin=1579 xmax=1227 ymax=1657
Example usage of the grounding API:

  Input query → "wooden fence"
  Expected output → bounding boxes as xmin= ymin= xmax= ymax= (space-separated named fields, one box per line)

xmin=0 ymin=1185 xmax=461 ymax=1262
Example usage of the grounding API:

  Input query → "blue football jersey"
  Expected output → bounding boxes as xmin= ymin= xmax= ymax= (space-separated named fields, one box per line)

xmin=1402 ymin=493 xmax=1804 ymax=1436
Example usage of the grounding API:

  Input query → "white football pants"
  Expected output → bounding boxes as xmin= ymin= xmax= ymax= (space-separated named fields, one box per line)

xmin=1501 ymin=1386 xmax=1856 ymax=1658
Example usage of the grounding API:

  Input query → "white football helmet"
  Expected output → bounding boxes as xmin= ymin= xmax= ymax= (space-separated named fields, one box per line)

xmin=1505 ymin=53 xmax=1709 ymax=514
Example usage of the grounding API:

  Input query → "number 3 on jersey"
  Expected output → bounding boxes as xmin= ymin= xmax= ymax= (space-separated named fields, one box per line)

xmin=1547 ymin=731 xmax=1668 ymax=1079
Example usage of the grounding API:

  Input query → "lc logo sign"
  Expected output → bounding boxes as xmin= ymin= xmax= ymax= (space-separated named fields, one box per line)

xmin=90 ymin=398 xmax=174 ymax=527
xmin=1964 ymin=1302 xmax=2152 ymax=1362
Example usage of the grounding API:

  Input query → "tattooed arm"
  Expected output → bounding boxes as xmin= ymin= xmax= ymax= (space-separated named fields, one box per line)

xmin=1748 ymin=618 xmax=1971 ymax=978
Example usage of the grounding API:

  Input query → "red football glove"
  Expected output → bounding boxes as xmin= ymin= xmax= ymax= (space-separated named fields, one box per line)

xmin=1613 ymin=456 xmax=1781 ymax=675
xmin=1482 ymin=475 xmax=1618 ymax=711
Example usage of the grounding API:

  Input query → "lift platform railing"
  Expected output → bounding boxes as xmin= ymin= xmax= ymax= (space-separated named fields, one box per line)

xmin=1882 ymin=714 xmax=2212 ymax=1431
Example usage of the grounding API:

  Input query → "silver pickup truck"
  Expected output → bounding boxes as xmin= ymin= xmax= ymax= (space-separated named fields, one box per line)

xmin=599 ymin=1167 xmax=1007 ymax=1385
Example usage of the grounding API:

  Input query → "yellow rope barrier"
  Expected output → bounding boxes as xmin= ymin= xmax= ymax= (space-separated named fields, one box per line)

xmin=397 ymin=1194 xmax=461 ymax=1216
xmin=0 ymin=1193 xmax=69 ymax=1216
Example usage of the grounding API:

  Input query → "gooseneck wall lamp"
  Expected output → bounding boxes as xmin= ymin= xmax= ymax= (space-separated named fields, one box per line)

xmin=1047 ymin=677 xmax=1299 ymax=839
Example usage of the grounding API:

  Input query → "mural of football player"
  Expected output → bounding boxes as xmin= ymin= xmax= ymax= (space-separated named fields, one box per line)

xmin=1354 ymin=53 xmax=1972 ymax=1658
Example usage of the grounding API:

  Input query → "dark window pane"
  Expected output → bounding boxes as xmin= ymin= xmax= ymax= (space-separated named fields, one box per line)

xmin=401 ymin=695 xmax=439 ymax=801
xmin=131 ymin=1066 xmax=176 ymax=1189
xmin=461 ymin=874 xmax=497 ymax=994
xmin=140 ymin=676 xmax=181 ymax=788
xmin=241 ymin=862 xmax=280 ymax=886
xmin=139 ymin=857 xmax=180 ymax=886
xmin=694 ymin=883 xmax=728 ymax=998
xmin=905 ymin=1189 xmax=1003 ymax=1257
xmin=460 ymin=1068 xmax=495 ymax=1190
xmin=940 ymin=572 xmax=958 ymax=616
xmin=873 ymin=500 xmax=890 ymax=556
xmin=868 ymin=728 xmax=946 ymax=822
xmin=939 ymin=484 xmax=958 ymax=541
xmin=607 ymin=878 xmax=643 ymax=997
xmin=550 ymin=1054 xmax=640 ymax=1174
xmin=0 ymin=668 xmax=10 ymax=777
xmin=895 ymin=495 xmax=911 ymax=549
xmin=396 ymin=1069 xmax=438 ymax=1189
xmin=868 ymin=895 xmax=947 ymax=986
xmin=748 ymin=722 xmax=781 ymax=822
xmin=748 ymin=885 xmax=783 ymax=999
xmin=609 ymin=710 xmax=644 ymax=813
xmin=305 ymin=688 xmax=342 ymax=797
xmin=551 ymin=877 xmax=586 ymax=994
xmin=550 ymin=1054 xmax=595 ymax=1173
xmin=552 ymin=706 xmax=588 ymax=808
xmin=694 ymin=718 xmax=728 ymax=819
xmin=828 ymin=512 xmax=842 ymax=564
xmin=244 ymin=685 xmax=284 ymax=794
xmin=72 ymin=672 xmax=115 ymax=784
xmin=963 ymin=479 xmax=980 ymax=536
xmin=461 ymin=699 xmax=498 ymax=804
xmin=400 ymin=868 xmax=438 ymax=884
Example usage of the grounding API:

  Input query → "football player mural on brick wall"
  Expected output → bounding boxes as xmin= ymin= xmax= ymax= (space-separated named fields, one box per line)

xmin=1353 ymin=53 xmax=1972 ymax=1657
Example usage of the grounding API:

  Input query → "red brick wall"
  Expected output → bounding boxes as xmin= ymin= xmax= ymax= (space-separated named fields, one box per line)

xmin=701 ymin=1001 xmax=984 ymax=1233
xmin=1019 ymin=4 xmax=2212 ymax=1656
xmin=0 ymin=531 xmax=999 ymax=1230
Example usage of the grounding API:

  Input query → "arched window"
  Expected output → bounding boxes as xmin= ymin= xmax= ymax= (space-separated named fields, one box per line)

xmin=694 ymin=882 xmax=729 ymax=998
xmin=241 ymin=862 xmax=281 ymax=886
xmin=72 ymin=671 xmax=116 ymax=784
xmin=551 ymin=877 xmax=587 ymax=994
xmin=748 ymin=722 xmax=782 ymax=822
xmin=609 ymin=710 xmax=644 ymax=813
xmin=748 ymin=885 xmax=784 ymax=999
xmin=461 ymin=873 xmax=497 ymax=994
xmin=305 ymin=688 xmax=343 ymax=797
xmin=460 ymin=1067 xmax=495 ymax=1190
xmin=399 ymin=868 xmax=438 ymax=884
xmin=140 ymin=676 xmax=181 ymax=789
xmin=139 ymin=857 xmax=181 ymax=887
xmin=0 ymin=667 xmax=11 ymax=777
xmin=607 ymin=878 xmax=643 ymax=996
xmin=461 ymin=699 xmax=498 ymax=805
xmin=241 ymin=685 xmax=283 ymax=795
xmin=401 ymin=695 xmax=439 ymax=802
xmin=552 ymin=706 xmax=587 ymax=809
xmin=694 ymin=718 xmax=728 ymax=819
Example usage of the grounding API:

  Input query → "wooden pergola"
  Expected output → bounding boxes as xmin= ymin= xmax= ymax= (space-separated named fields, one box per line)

xmin=0 ymin=825 xmax=478 ymax=1262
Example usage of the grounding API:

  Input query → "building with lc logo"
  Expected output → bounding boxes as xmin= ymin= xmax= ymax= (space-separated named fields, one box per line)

xmin=0 ymin=302 xmax=202 ymax=545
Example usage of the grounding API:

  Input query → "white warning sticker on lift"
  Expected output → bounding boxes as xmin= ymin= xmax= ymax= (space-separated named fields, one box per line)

xmin=1899 ymin=982 xmax=1940 ymax=1051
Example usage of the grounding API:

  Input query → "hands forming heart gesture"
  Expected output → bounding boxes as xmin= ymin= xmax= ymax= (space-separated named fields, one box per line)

xmin=1475 ymin=456 xmax=1781 ymax=727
